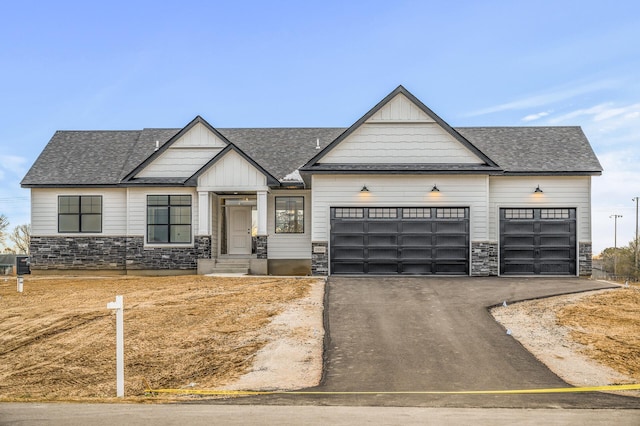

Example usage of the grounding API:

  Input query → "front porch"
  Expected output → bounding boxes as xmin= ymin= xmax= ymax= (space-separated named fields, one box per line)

xmin=196 ymin=190 xmax=269 ymax=275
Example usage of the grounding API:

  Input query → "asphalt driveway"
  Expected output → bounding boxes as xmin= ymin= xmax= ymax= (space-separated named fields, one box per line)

xmin=238 ymin=276 xmax=639 ymax=408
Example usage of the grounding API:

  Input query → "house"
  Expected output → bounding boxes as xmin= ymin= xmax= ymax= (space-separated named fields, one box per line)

xmin=21 ymin=86 xmax=602 ymax=276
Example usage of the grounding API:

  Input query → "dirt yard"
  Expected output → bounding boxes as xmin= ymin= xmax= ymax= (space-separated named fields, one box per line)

xmin=1 ymin=275 xmax=638 ymax=402
xmin=0 ymin=275 xmax=324 ymax=401
xmin=492 ymin=283 xmax=640 ymax=393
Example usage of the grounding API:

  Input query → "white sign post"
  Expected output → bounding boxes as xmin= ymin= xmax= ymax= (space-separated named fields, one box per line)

xmin=107 ymin=295 xmax=124 ymax=398
xmin=17 ymin=276 xmax=24 ymax=293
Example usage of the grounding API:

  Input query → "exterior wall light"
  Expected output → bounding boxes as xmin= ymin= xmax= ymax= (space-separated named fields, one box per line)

xmin=361 ymin=185 xmax=369 ymax=192
xmin=431 ymin=184 xmax=440 ymax=192
xmin=534 ymin=185 xmax=543 ymax=193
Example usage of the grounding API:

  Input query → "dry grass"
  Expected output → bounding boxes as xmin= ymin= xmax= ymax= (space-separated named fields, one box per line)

xmin=556 ymin=285 xmax=640 ymax=381
xmin=0 ymin=275 xmax=315 ymax=401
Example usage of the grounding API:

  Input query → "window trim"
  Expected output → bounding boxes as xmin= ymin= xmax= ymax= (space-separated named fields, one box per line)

xmin=146 ymin=195 xmax=193 ymax=245
xmin=58 ymin=195 xmax=103 ymax=233
xmin=274 ymin=196 xmax=305 ymax=234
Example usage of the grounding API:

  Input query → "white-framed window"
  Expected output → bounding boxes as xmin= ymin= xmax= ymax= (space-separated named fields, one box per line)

xmin=275 ymin=196 xmax=304 ymax=233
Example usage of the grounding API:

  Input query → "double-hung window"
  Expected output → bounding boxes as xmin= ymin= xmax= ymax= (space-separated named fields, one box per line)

xmin=58 ymin=195 xmax=102 ymax=233
xmin=275 ymin=196 xmax=304 ymax=233
xmin=147 ymin=195 xmax=192 ymax=244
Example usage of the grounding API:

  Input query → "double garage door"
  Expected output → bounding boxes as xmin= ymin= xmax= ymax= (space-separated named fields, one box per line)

xmin=329 ymin=206 xmax=577 ymax=276
xmin=330 ymin=207 xmax=469 ymax=275
xmin=500 ymin=208 xmax=576 ymax=275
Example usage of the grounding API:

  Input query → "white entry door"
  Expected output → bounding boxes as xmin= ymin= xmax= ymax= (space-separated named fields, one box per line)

xmin=228 ymin=206 xmax=252 ymax=255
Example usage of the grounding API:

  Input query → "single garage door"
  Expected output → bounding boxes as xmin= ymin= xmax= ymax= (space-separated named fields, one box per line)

xmin=500 ymin=208 xmax=576 ymax=275
xmin=330 ymin=207 xmax=469 ymax=275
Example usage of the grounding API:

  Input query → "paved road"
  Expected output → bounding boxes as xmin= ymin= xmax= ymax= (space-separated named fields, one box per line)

xmin=1 ymin=404 xmax=639 ymax=425
xmin=228 ymin=276 xmax=639 ymax=408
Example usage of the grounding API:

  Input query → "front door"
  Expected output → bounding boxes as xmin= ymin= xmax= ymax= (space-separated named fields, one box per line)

xmin=228 ymin=206 xmax=252 ymax=255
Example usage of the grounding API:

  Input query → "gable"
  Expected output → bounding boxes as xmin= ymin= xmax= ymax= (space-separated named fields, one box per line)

xmin=319 ymin=92 xmax=485 ymax=165
xmin=136 ymin=122 xmax=227 ymax=178
xmin=320 ymin=122 xmax=484 ymax=164
xmin=368 ymin=93 xmax=435 ymax=123
xmin=303 ymin=86 xmax=497 ymax=170
xmin=197 ymin=149 xmax=268 ymax=190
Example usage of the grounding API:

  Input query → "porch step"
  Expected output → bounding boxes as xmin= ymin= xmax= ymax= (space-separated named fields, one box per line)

xmin=208 ymin=258 xmax=250 ymax=275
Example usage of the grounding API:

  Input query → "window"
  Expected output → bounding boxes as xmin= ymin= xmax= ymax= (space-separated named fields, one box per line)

xmin=275 ymin=196 xmax=304 ymax=233
xmin=541 ymin=209 xmax=570 ymax=219
xmin=58 ymin=196 xmax=102 ymax=233
xmin=504 ymin=209 xmax=534 ymax=219
xmin=334 ymin=208 xmax=364 ymax=218
xmin=147 ymin=195 xmax=192 ymax=244
xmin=369 ymin=208 xmax=397 ymax=218
xmin=402 ymin=208 xmax=431 ymax=219
xmin=436 ymin=208 xmax=466 ymax=219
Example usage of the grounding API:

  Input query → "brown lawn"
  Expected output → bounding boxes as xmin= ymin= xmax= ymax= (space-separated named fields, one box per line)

xmin=0 ymin=275 xmax=315 ymax=401
xmin=556 ymin=285 xmax=640 ymax=382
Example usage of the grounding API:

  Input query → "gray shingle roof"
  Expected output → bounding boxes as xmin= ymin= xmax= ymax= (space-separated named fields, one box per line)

xmin=456 ymin=126 xmax=603 ymax=174
xmin=21 ymin=124 xmax=601 ymax=187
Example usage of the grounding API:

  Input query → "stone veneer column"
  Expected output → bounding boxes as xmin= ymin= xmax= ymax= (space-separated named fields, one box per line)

xmin=255 ymin=236 xmax=268 ymax=259
xmin=579 ymin=242 xmax=593 ymax=276
xmin=471 ymin=242 xmax=498 ymax=276
xmin=311 ymin=242 xmax=329 ymax=276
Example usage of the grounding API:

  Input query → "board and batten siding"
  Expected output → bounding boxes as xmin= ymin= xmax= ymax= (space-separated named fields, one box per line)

xmin=197 ymin=150 xmax=268 ymax=191
xmin=126 ymin=187 xmax=199 ymax=243
xmin=367 ymin=93 xmax=436 ymax=123
xmin=311 ymin=175 xmax=489 ymax=242
xmin=31 ymin=188 xmax=127 ymax=235
xmin=267 ymin=190 xmax=312 ymax=259
xmin=488 ymin=176 xmax=592 ymax=242
xmin=137 ymin=122 xmax=226 ymax=178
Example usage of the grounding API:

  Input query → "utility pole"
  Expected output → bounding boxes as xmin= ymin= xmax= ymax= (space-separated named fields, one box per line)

xmin=610 ymin=214 xmax=623 ymax=248
xmin=633 ymin=197 xmax=639 ymax=270
xmin=610 ymin=214 xmax=623 ymax=278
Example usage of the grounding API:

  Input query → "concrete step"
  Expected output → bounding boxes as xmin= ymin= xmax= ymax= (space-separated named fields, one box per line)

xmin=209 ymin=266 xmax=249 ymax=274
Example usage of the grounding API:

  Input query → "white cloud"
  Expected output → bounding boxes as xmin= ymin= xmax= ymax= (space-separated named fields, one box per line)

xmin=0 ymin=155 xmax=28 ymax=177
xmin=547 ymin=102 xmax=640 ymax=125
xmin=522 ymin=111 xmax=551 ymax=122
xmin=466 ymin=79 xmax=618 ymax=117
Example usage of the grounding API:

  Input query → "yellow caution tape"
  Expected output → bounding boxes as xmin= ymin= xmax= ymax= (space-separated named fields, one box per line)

xmin=145 ymin=383 xmax=640 ymax=396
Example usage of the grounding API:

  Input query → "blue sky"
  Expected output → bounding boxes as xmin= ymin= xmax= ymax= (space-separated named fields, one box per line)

xmin=1 ymin=0 xmax=639 ymax=254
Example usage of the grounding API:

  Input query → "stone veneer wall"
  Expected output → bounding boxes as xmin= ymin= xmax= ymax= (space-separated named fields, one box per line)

xmin=471 ymin=242 xmax=498 ymax=276
xmin=255 ymin=236 xmax=268 ymax=259
xmin=579 ymin=242 xmax=593 ymax=276
xmin=30 ymin=235 xmax=211 ymax=271
xmin=311 ymin=242 xmax=329 ymax=276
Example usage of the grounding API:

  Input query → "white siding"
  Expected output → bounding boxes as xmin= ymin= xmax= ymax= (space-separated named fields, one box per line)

xmin=311 ymin=175 xmax=489 ymax=242
xmin=137 ymin=122 xmax=226 ymax=178
xmin=368 ymin=93 xmax=435 ymax=123
xmin=137 ymin=148 xmax=222 ymax=178
xmin=126 ymin=187 xmax=198 ymax=244
xmin=488 ymin=176 xmax=592 ymax=242
xmin=31 ymin=188 xmax=127 ymax=236
xmin=320 ymin=123 xmax=482 ymax=164
xmin=197 ymin=150 xmax=268 ymax=191
xmin=267 ymin=190 xmax=312 ymax=259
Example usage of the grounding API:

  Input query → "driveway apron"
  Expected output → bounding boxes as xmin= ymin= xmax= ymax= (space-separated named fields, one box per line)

xmin=240 ymin=276 xmax=639 ymax=408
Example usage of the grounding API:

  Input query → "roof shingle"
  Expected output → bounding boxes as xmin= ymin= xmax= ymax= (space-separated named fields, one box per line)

xmin=21 ymin=124 xmax=602 ymax=187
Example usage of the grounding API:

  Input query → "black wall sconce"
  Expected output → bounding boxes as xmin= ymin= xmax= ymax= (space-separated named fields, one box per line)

xmin=534 ymin=185 xmax=543 ymax=193
xmin=431 ymin=184 xmax=440 ymax=192
xmin=361 ymin=185 xmax=369 ymax=192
